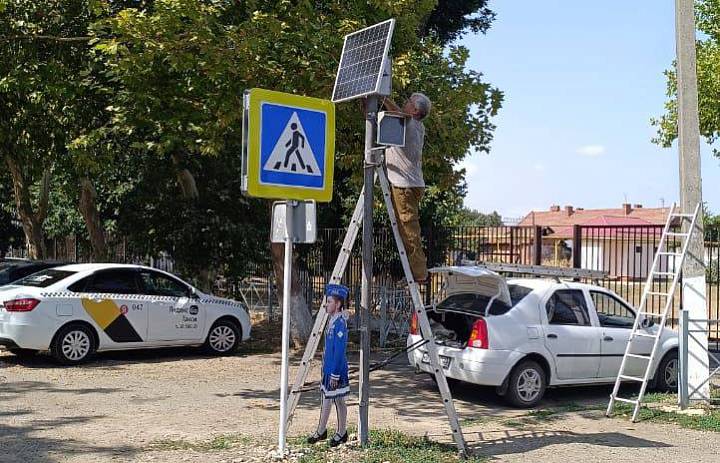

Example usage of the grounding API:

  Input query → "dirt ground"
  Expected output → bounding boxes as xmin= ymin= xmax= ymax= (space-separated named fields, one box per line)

xmin=1 ymin=323 xmax=720 ymax=463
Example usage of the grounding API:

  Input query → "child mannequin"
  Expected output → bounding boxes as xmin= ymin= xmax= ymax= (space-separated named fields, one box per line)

xmin=306 ymin=284 xmax=350 ymax=446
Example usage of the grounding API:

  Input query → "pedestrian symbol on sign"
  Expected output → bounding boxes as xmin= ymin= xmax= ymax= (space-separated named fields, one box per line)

xmin=264 ymin=112 xmax=321 ymax=176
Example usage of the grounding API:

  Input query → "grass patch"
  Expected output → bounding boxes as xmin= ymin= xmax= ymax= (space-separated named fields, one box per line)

xmin=460 ymin=415 xmax=496 ymax=426
xmin=501 ymin=402 xmax=607 ymax=428
xmin=614 ymin=403 xmax=720 ymax=432
xmin=295 ymin=429 xmax=487 ymax=463
xmin=612 ymin=392 xmax=720 ymax=432
xmin=150 ymin=434 xmax=253 ymax=452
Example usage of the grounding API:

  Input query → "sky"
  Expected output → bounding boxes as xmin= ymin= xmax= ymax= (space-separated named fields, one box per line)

xmin=458 ymin=1 xmax=719 ymax=220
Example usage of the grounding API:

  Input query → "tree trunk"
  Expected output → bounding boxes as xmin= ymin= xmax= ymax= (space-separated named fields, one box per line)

xmin=5 ymin=156 xmax=49 ymax=259
xmin=78 ymin=177 xmax=107 ymax=262
xmin=171 ymin=152 xmax=199 ymax=200
xmin=271 ymin=241 xmax=314 ymax=348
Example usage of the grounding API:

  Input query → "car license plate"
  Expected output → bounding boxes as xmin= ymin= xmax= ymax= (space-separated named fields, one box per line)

xmin=422 ymin=352 xmax=451 ymax=369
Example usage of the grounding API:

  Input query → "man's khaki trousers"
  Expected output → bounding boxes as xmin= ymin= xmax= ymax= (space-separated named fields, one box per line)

xmin=390 ymin=186 xmax=428 ymax=282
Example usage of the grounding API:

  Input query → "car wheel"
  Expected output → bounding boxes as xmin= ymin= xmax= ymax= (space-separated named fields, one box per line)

xmin=8 ymin=348 xmax=38 ymax=358
xmin=51 ymin=324 xmax=96 ymax=365
xmin=654 ymin=350 xmax=679 ymax=392
xmin=205 ymin=319 xmax=241 ymax=355
xmin=504 ymin=360 xmax=546 ymax=408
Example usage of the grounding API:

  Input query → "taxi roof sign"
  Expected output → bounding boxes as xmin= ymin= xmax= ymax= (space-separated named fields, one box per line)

xmin=242 ymin=88 xmax=335 ymax=202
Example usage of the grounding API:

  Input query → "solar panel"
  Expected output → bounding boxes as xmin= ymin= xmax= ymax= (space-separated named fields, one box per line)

xmin=331 ymin=19 xmax=395 ymax=103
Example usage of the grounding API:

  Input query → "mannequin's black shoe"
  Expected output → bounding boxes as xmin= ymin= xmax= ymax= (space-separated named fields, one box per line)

xmin=306 ymin=430 xmax=327 ymax=444
xmin=329 ymin=432 xmax=348 ymax=447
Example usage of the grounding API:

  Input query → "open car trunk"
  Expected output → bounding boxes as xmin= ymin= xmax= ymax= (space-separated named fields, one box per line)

xmin=428 ymin=309 xmax=478 ymax=349
xmin=424 ymin=266 xmax=532 ymax=348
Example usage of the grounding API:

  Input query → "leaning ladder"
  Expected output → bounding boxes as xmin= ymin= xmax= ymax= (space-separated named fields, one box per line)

xmin=606 ymin=203 xmax=701 ymax=422
xmin=285 ymin=164 xmax=468 ymax=456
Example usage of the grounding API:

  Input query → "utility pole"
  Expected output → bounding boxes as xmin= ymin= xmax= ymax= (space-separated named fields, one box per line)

xmin=359 ymin=95 xmax=377 ymax=445
xmin=675 ymin=0 xmax=709 ymax=400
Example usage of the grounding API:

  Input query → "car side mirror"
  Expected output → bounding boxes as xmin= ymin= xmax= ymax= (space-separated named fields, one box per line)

xmin=189 ymin=289 xmax=200 ymax=300
xmin=640 ymin=317 xmax=654 ymax=329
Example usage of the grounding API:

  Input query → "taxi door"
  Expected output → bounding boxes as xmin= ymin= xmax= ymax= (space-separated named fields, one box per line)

xmin=140 ymin=270 xmax=205 ymax=342
xmin=77 ymin=269 xmax=149 ymax=346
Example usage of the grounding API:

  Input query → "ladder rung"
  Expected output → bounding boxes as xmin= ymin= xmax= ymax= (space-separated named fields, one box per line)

xmin=633 ymin=332 xmax=658 ymax=338
xmin=619 ymin=375 xmax=645 ymax=382
xmin=638 ymin=311 xmax=657 ymax=316
xmin=626 ymin=353 xmax=651 ymax=360
xmin=657 ymin=252 xmax=681 ymax=256
xmin=671 ymin=213 xmax=695 ymax=218
xmin=652 ymin=271 xmax=676 ymax=276
xmin=614 ymin=397 xmax=639 ymax=405
xmin=647 ymin=291 xmax=670 ymax=297
xmin=666 ymin=232 xmax=690 ymax=237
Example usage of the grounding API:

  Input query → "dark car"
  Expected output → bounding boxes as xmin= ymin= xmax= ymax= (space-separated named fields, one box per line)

xmin=0 ymin=260 xmax=68 ymax=286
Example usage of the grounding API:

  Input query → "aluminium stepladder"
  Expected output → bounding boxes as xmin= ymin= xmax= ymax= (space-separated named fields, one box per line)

xmin=606 ymin=203 xmax=701 ymax=422
xmin=284 ymin=160 xmax=468 ymax=457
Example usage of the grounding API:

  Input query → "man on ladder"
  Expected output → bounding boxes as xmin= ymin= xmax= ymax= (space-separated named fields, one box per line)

xmin=380 ymin=92 xmax=432 ymax=284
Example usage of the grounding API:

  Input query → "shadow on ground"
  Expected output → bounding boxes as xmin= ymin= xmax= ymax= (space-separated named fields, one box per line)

xmin=463 ymin=429 xmax=671 ymax=459
xmin=0 ymin=410 xmax=138 ymax=463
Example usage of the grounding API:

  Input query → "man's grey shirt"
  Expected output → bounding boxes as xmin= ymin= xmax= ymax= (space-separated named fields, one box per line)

xmin=386 ymin=118 xmax=425 ymax=188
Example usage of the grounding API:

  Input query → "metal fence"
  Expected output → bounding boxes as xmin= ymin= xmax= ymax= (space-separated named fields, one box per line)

xmin=281 ymin=223 xmax=720 ymax=342
xmin=6 ymin=224 xmax=720 ymax=341
xmin=5 ymin=235 xmax=175 ymax=272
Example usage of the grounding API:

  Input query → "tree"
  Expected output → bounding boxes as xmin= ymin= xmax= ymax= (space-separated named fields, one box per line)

xmin=424 ymin=0 xmax=495 ymax=45
xmin=0 ymin=171 xmax=23 ymax=257
xmin=653 ymin=0 xmax=720 ymax=157
xmin=88 ymin=0 xmax=502 ymax=346
xmin=0 ymin=0 xmax=113 ymax=259
xmin=0 ymin=0 xmax=502 ymax=346
xmin=453 ymin=208 xmax=503 ymax=227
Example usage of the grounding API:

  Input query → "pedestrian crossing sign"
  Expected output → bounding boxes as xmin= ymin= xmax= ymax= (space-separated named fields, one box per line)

xmin=242 ymin=88 xmax=335 ymax=202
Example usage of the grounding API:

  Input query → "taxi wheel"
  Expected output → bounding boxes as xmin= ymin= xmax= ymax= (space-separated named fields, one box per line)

xmin=205 ymin=319 xmax=241 ymax=355
xmin=51 ymin=324 xmax=97 ymax=365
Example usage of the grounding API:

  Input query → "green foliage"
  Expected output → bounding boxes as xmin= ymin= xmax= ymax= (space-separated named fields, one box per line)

xmin=452 ymin=208 xmax=502 ymax=227
xmin=653 ymin=0 xmax=720 ymax=156
xmin=614 ymin=393 xmax=720 ymax=433
xmin=0 ymin=0 xmax=503 ymax=276
xmin=296 ymin=429 xmax=487 ymax=463
xmin=0 ymin=172 xmax=23 ymax=255
xmin=116 ymin=150 xmax=269 ymax=280
xmin=423 ymin=0 xmax=495 ymax=44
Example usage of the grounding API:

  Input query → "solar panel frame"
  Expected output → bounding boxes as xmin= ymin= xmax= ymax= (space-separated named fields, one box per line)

xmin=331 ymin=19 xmax=395 ymax=103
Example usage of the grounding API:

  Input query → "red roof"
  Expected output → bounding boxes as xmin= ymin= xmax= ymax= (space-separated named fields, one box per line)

xmin=519 ymin=205 xmax=670 ymax=239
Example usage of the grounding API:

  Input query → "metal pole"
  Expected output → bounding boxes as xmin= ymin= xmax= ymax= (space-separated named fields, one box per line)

xmin=278 ymin=201 xmax=295 ymax=454
xmin=675 ymin=0 xmax=709 ymax=400
xmin=679 ymin=309 xmax=689 ymax=408
xmin=359 ymin=95 xmax=377 ymax=446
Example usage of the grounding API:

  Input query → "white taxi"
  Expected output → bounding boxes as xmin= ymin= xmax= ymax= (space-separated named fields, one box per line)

xmin=0 ymin=264 xmax=251 ymax=364
xmin=408 ymin=267 xmax=679 ymax=407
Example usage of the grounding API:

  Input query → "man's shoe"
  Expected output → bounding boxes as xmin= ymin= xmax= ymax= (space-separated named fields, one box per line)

xmin=306 ymin=430 xmax=327 ymax=444
xmin=329 ymin=431 xmax=348 ymax=447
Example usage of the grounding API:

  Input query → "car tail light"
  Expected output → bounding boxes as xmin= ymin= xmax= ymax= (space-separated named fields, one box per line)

xmin=468 ymin=318 xmax=488 ymax=349
xmin=4 ymin=298 xmax=41 ymax=312
xmin=410 ymin=310 xmax=419 ymax=335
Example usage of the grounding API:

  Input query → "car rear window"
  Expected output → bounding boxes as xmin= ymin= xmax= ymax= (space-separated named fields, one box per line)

xmin=13 ymin=269 xmax=76 ymax=288
xmin=437 ymin=284 xmax=533 ymax=316
xmin=509 ymin=284 xmax=533 ymax=305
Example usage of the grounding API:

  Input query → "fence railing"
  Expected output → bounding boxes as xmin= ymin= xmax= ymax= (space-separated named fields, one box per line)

xmin=6 ymin=224 xmax=720 ymax=342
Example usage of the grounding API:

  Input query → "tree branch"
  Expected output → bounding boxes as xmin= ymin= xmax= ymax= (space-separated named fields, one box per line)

xmin=35 ymin=169 xmax=51 ymax=223
xmin=0 ymin=35 xmax=92 ymax=43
